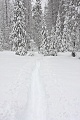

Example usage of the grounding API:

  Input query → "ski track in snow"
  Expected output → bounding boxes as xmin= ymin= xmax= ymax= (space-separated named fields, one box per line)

xmin=18 ymin=60 xmax=47 ymax=120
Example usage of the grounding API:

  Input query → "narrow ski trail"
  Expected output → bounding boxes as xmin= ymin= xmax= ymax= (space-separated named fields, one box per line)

xmin=24 ymin=60 xmax=47 ymax=120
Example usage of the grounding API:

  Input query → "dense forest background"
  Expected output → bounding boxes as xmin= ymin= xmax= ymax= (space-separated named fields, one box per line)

xmin=0 ymin=0 xmax=80 ymax=56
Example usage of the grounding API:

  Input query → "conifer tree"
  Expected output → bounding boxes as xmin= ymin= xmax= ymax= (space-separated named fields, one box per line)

xmin=40 ymin=26 xmax=49 ymax=55
xmin=50 ymin=27 xmax=57 ymax=55
xmin=0 ymin=0 xmax=11 ymax=50
xmin=23 ymin=0 xmax=32 ymax=49
xmin=45 ymin=0 xmax=60 ymax=34
xmin=41 ymin=26 xmax=57 ymax=56
xmin=0 ymin=29 xmax=3 ymax=51
xmin=32 ymin=0 xmax=42 ymax=51
xmin=40 ymin=25 xmax=54 ymax=56
xmin=59 ymin=0 xmax=70 ymax=35
xmin=59 ymin=0 xmax=65 ymax=35
xmin=10 ymin=0 xmax=27 ymax=55
xmin=55 ymin=11 xmax=62 ymax=52
xmin=62 ymin=12 xmax=71 ymax=52
xmin=68 ymin=1 xmax=78 ymax=56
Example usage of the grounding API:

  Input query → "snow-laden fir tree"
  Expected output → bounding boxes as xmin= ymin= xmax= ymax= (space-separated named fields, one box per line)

xmin=32 ymin=0 xmax=42 ymax=51
xmin=40 ymin=26 xmax=50 ymax=55
xmin=68 ymin=1 xmax=78 ymax=56
xmin=76 ymin=27 xmax=80 ymax=51
xmin=78 ymin=10 xmax=80 ymax=51
xmin=50 ymin=27 xmax=57 ymax=56
xmin=74 ymin=1 xmax=80 ymax=51
xmin=40 ymin=26 xmax=48 ymax=55
xmin=55 ymin=11 xmax=62 ymax=52
xmin=59 ymin=0 xmax=70 ymax=35
xmin=10 ymin=0 xmax=27 ymax=55
xmin=40 ymin=26 xmax=57 ymax=56
xmin=45 ymin=0 xmax=60 ymax=35
xmin=62 ymin=12 xmax=71 ymax=52
xmin=23 ymin=0 xmax=32 ymax=50
xmin=1 ymin=0 xmax=12 ymax=50
xmin=44 ymin=0 xmax=53 ymax=35
xmin=0 ymin=29 xmax=3 ymax=51
xmin=59 ymin=0 xmax=65 ymax=35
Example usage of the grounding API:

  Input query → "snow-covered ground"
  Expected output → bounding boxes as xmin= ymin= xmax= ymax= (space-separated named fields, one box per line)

xmin=0 ymin=51 xmax=80 ymax=120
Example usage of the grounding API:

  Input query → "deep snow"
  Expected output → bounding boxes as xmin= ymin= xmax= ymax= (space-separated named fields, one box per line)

xmin=0 ymin=51 xmax=80 ymax=120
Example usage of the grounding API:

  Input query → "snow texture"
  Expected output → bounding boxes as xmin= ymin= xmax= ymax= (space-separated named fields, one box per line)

xmin=0 ymin=51 xmax=80 ymax=120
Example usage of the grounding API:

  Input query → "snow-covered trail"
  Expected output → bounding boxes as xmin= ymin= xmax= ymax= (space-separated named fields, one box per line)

xmin=22 ymin=60 xmax=47 ymax=120
xmin=0 ymin=52 xmax=80 ymax=120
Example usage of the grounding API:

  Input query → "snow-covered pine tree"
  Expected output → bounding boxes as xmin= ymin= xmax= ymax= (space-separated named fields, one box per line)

xmin=45 ymin=0 xmax=60 ymax=35
xmin=32 ymin=0 xmax=42 ymax=51
xmin=41 ymin=26 xmax=57 ymax=56
xmin=0 ymin=29 xmax=3 ymax=51
xmin=62 ymin=12 xmax=71 ymax=52
xmin=76 ymin=26 xmax=80 ymax=51
xmin=59 ymin=0 xmax=71 ymax=36
xmin=23 ymin=0 xmax=32 ymax=35
xmin=68 ymin=1 xmax=78 ymax=56
xmin=55 ymin=11 xmax=62 ymax=52
xmin=59 ymin=0 xmax=65 ymax=35
xmin=0 ymin=0 xmax=10 ymax=50
xmin=44 ymin=0 xmax=53 ymax=35
xmin=10 ymin=0 xmax=27 ymax=56
xmin=40 ymin=26 xmax=48 ymax=55
xmin=23 ymin=0 xmax=32 ymax=50
xmin=49 ymin=27 xmax=57 ymax=56
xmin=40 ymin=26 xmax=51 ymax=55
xmin=76 ymin=1 xmax=80 ymax=51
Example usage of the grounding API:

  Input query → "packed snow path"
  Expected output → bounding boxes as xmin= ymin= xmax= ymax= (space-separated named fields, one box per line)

xmin=23 ymin=60 xmax=47 ymax=120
